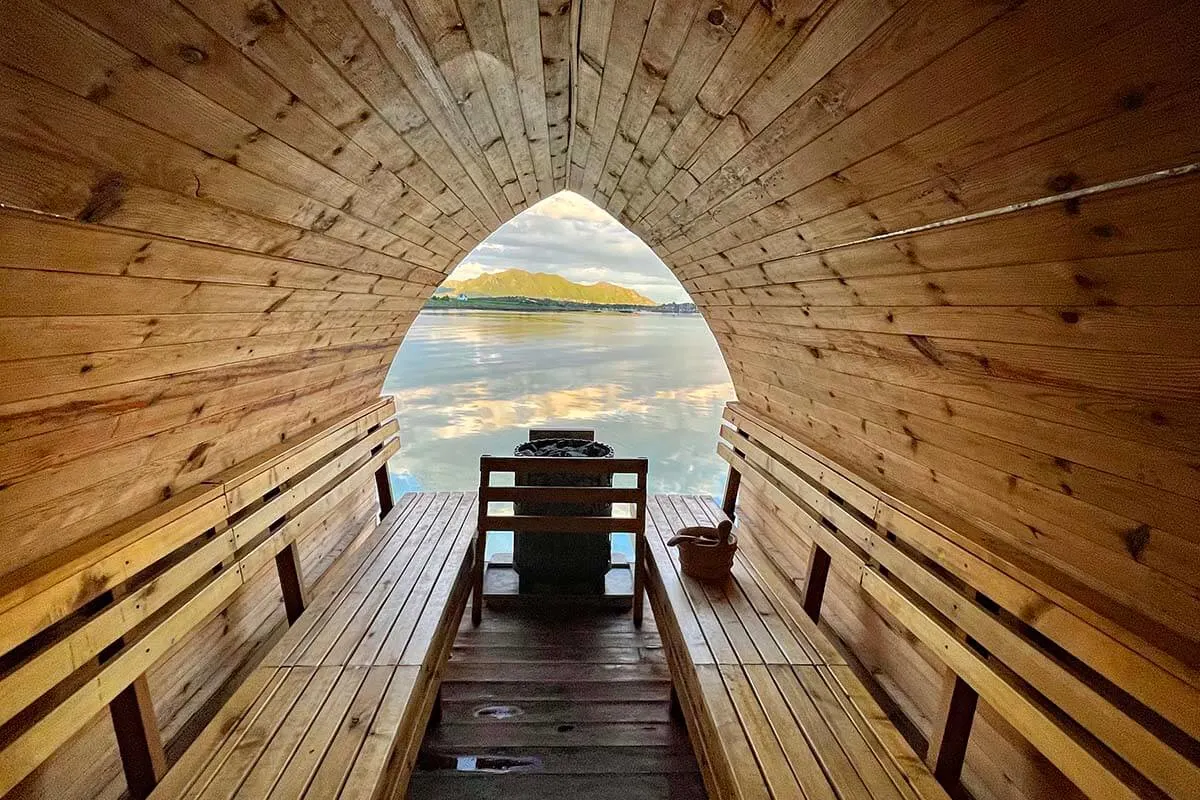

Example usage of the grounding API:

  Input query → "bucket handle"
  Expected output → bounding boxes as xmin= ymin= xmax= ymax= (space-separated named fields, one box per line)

xmin=667 ymin=519 xmax=733 ymax=547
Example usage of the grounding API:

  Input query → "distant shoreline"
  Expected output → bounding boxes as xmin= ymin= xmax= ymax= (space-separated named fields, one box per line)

xmin=423 ymin=296 xmax=699 ymax=314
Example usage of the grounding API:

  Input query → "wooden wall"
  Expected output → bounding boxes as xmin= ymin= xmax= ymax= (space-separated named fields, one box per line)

xmin=0 ymin=1 xmax=1196 ymax=798
xmin=9 ymin=472 xmax=379 ymax=799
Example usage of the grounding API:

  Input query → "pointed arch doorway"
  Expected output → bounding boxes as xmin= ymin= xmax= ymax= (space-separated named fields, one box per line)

xmin=380 ymin=191 xmax=735 ymax=556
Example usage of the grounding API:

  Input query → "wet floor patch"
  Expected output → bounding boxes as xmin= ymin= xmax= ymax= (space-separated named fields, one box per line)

xmin=472 ymin=704 xmax=525 ymax=720
xmin=415 ymin=752 xmax=542 ymax=773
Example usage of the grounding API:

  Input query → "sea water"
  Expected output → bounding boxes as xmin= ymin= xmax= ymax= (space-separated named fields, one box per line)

xmin=382 ymin=310 xmax=736 ymax=559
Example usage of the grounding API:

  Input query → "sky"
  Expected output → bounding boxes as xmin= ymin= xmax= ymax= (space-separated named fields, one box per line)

xmin=445 ymin=191 xmax=692 ymax=303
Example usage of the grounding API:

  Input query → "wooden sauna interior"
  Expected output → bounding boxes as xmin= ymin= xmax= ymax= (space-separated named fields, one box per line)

xmin=0 ymin=0 xmax=1197 ymax=798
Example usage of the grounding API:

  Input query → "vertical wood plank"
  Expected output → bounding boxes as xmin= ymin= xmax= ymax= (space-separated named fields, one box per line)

xmin=924 ymin=672 xmax=978 ymax=790
xmin=472 ymin=461 xmax=489 ymax=626
xmin=103 ymin=586 xmax=167 ymax=799
xmin=633 ymin=467 xmax=647 ymax=628
xmin=722 ymin=465 xmax=742 ymax=520
xmin=275 ymin=541 xmax=308 ymax=625
xmin=801 ymin=545 xmax=831 ymax=623
xmin=109 ymin=676 xmax=168 ymax=799
xmin=374 ymin=463 xmax=394 ymax=521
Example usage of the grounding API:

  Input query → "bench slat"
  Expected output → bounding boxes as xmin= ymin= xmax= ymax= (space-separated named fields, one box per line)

xmin=260 ymin=665 xmax=370 ymax=798
xmin=723 ymin=662 xmax=819 ymax=799
xmin=481 ymin=485 xmax=646 ymax=503
xmin=764 ymin=665 xmax=878 ymax=800
xmin=330 ymin=495 xmax=468 ymax=668
xmin=298 ymin=665 xmax=395 ymax=799
xmin=286 ymin=493 xmax=453 ymax=667
xmin=481 ymin=513 xmax=642 ymax=533
xmin=400 ymin=521 xmax=476 ymax=666
xmin=150 ymin=491 xmax=475 ymax=800
xmin=151 ymin=668 xmax=286 ymax=799
xmin=644 ymin=494 xmax=949 ymax=800
xmin=367 ymin=497 xmax=473 ymax=666
xmin=696 ymin=664 xmax=773 ymax=800
xmin=742 ymin=664 xmax=841 ymax=800
xmin=262 ymin=493 xmax=428 ymax=668
xmin=647 ymin=497 xmax=736 ymax=664
xmin=666 ymin=495 xmax=787 ymax=666
xmin=479 ymin=455 xmax=649 ymax=474
xmin=724 ymin=403 xmax=1199 ymax=798
xmin=194 ymin=667 xmax=318 ymax=800
xmin=333 ymin=665 xmax=420 ymax=800
xmin=820 ymin=664 xmax=947 ymax=800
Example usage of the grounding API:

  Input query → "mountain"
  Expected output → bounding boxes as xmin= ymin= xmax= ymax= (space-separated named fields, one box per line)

xmin=439 ymin=268 xmax=656 ymax=306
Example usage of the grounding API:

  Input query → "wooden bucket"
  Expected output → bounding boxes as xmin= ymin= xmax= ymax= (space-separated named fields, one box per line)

xmin=668 ymin=520 xmax=736 ymax=582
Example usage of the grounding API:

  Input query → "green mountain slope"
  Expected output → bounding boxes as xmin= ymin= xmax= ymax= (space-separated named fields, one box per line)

xmin=439 ymin=268 xmax=656 ymax=306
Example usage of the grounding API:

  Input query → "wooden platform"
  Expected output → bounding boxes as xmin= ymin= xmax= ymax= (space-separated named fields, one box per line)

xmin=148 ymin=491 xmax=476 ymax=799
xmin=644 ymin=493 xmax=947 ymax=800
xmin=409 ymin=603 xmax=705 ymax=799
xmin=408 ymin=489 xmax=705 ymax=799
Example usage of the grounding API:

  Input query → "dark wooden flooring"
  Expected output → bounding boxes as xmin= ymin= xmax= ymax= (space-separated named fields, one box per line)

xmin=407 ymin=604 xmax=706 ymax=799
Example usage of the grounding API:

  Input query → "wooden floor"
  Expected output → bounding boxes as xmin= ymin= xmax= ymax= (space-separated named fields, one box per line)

xmin=407 ymin=596 xmax=706 ymax=798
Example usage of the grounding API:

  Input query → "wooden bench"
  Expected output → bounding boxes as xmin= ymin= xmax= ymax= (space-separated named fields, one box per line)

xmin=0 ymin=399 xmax=401 ymax=797
xmin=472 ymin=453 xmax=649 ymax=626
xmin=714 ymin=403 xmax=1198 ymax=800
xmin=149 ymin=490 xmax=475 ymax=799
xmin=643 ymin=493 xmax=947 ymax=800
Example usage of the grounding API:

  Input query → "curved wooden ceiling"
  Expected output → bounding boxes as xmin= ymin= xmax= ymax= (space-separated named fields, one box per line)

xmin=0 ymin=0 xmax=1197 ymax=666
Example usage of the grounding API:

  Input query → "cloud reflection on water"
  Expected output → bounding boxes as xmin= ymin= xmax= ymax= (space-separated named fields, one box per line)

xmin=389 ymin=381 xmax=733 ymax=442
xmin=381 ymin=310 xmax=736 ymax=499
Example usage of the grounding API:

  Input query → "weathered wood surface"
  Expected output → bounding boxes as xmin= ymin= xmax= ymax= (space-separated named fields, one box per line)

xmin=720 ymin=405 xmax=1197 ymax=800
xmin=410 ymin=587 xmax=703 ymax=799
xmin=0 ymin=2 xmax=1196 ymax=799
xmin=149 ymin=490 xmax=475 ymax=799
xmin=643 ymin=492 xmax=948 ymax=800
xmin=0 ymin=400 xmax=398 ymax=798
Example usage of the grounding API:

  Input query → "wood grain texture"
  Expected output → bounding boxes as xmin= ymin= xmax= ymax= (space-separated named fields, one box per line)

xmin=0 ymin=2 xmax=1197 ymax=799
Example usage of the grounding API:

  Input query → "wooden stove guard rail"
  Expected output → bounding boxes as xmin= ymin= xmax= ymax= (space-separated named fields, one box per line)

xmin=472 ymin=455 xmax=649 ymax=627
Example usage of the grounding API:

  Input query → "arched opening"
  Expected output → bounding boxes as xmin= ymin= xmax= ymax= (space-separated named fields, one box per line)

xmin=381 ymin=191 xmax=735 ymax=514
xmin=1 ymin=2 xmax=1193 ymax=798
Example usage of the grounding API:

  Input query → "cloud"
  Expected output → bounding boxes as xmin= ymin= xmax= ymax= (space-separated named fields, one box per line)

xmin=447 ymin=191 xmax=692 ymax=303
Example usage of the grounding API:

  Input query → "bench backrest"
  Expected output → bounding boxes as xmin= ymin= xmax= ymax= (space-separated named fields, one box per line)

xmin=719 ymin=402 xmax=1197 ymax=800
xmin=0 ymin=398 xmax=399 ymax=798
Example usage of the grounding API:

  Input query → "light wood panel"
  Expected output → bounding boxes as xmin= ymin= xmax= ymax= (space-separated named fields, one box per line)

xmin=0 ymin=2 xmax=1197 ymax=799
xmin=719 ymin=407 xmax=1195 ymax=799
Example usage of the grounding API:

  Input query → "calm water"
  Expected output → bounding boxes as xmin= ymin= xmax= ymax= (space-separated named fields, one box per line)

xmin=381 ymin=310 xmax=737 ymax=556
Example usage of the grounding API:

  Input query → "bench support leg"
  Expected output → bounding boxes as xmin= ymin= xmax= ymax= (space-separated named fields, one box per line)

xmin=721 ymin=466 xmax=741 ymax=521
xmin=110 ymin=675 xmax=168 ymax=799
xmin=471 ymin=529 xmax=486 ymax=626
xmin=669 ymin=686 xmax=684 ymax=722
xmin=275 ymin=542 xmax=308 ymax=625
xmin=801 ymin=545 xmax=831 ymax=622
xmin=98 ymin=585 xmax=168 ymax=799
xmin=430 ymin=686 xmax=444 ymax=727
xmin=633 ymin=472 xmax=648 ymax=628
xmin=633 ymin=532 xmax=646 ymax=628
xmin=926 ymin=672 xmax=978 ymax=789
xmin=374 ymin=462 xmax=394 ymax=520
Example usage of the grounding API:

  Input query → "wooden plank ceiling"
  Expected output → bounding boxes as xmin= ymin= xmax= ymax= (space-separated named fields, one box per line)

xmin=0 ymin=0 xmax=1197 ymax=669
